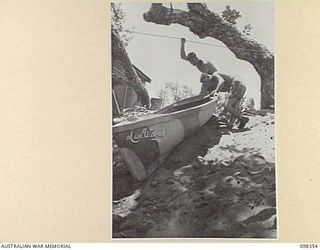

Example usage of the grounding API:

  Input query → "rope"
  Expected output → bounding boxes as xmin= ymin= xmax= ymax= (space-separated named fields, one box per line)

xmin=124 ymin=29 xmax=272 ymax=54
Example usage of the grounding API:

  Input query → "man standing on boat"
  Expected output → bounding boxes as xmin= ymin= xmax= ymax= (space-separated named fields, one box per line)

xmin=180 ymin=38 xmax=249 ymax=129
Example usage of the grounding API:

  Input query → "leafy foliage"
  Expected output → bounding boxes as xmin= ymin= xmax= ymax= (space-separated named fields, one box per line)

xmin=221 ymin=6 xmax=253 ymax=36
xmin=243 ymin=23 xmax=253 ymax=36
xmin=221 ymin=5 xmax=241 ymax=25
xmin=159 ymin=82 xmax=196 ymax=107
xmin=111 ymin=3 xmax=131 ymax=46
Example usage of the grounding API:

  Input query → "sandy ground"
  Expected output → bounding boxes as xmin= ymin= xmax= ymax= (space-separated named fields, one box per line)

xmin=112 ymin=112 xmax=276 ymax=238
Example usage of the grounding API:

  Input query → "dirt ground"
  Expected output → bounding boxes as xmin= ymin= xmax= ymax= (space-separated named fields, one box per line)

xmin=112 ymin=111 xmax=277 ymax=238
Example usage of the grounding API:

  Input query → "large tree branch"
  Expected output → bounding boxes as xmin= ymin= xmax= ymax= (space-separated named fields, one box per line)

xmin=144 ymin=3 xmax=274 ymax=109
xmin=144 ymin=3 xmax=272 ymax=64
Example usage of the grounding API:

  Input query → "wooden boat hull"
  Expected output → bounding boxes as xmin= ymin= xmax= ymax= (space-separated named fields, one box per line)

xmin=113 ymin=95 xmax=218 ymax=180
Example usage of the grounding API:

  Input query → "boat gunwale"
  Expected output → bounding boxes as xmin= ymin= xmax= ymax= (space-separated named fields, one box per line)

xmin=113 ymin=97 xmax=217 ymax=133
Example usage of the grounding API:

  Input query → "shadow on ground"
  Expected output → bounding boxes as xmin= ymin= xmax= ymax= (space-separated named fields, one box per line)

xmin=113 ymin=116 xmax=226 ymax=200
xmin=112 ymin=114 xmax=276 ymax=238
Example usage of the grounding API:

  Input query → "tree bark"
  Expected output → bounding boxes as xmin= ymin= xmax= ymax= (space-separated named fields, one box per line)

xmin=143 ymin=3 xmax=274 ymax=109
xmin=112 ymin=30 xmax=150 ymax=108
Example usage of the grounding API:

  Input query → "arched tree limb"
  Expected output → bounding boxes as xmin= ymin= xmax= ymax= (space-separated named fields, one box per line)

xmin=144 ymin=3 xmax=274 ymax=109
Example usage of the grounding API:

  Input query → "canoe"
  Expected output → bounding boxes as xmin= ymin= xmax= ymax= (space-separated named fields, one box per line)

xmin=112 ymin=94 xmax=218 ymax=181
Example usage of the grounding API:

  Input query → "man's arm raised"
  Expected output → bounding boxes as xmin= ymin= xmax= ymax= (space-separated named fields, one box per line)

xmin=180 ymin=38 xmax=188 ymax=60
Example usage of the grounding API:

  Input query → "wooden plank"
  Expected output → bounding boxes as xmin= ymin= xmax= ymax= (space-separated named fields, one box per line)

xmin=123 ymin=84 xmax=128 ymax=109
xmin=119 ymin=148 xmax=147 ymax=181
xmin=112 ymin=89 xmax=121 ymax=115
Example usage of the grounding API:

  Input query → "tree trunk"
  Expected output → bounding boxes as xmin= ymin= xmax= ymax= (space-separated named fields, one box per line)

xmin=112 ymin=30 xmax=150 ymax=108
xmin=143 ymin=3 xmax=274 ymax=109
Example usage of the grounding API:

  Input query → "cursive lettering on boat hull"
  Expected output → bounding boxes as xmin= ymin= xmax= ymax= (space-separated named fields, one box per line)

xmin=126 ymin=127 xmax=167 ymax=144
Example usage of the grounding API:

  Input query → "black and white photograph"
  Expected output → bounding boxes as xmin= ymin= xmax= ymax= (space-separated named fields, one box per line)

xmin=111 ymin=1 xmax=276 ymax=239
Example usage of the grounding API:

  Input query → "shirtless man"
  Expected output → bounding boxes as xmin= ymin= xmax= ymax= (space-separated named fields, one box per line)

xmin=180 ymin=38 xmax=217 ymax=75
xmin=181 ymin=38 xmax=249 ymax=129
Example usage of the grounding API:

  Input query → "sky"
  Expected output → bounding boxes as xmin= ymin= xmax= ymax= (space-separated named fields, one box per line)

xmin=118 ymin=1 xmax=274 ymax=108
